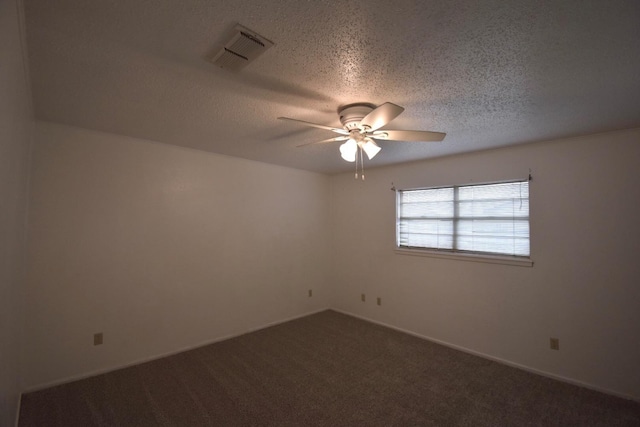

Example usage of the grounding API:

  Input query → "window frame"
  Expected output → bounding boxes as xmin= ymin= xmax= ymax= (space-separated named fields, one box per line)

xmin=395 ymin=179 xmax=533 ymax=267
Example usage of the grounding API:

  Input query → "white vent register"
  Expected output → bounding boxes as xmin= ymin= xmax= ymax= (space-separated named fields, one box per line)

xmin=210 ymin=25 xmax=274 ymax=71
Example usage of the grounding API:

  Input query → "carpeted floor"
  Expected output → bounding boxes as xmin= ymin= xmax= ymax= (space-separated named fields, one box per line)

xmin=19 ymin=310 xmax=640 ymax=426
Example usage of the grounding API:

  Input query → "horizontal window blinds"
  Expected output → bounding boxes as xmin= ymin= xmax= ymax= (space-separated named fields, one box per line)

xmin=397 ymin=181 xmax=529 ymax=257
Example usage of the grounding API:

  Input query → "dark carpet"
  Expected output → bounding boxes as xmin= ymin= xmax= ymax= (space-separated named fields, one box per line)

xmin=19 ymin=310 xmax=640 ymax=426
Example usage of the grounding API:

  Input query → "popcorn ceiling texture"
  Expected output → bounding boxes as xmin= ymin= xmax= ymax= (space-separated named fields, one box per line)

xmin=24 ymin=0 xmax=640 ymax=174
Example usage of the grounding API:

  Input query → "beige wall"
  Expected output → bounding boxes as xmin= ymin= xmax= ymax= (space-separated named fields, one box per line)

xmin=16 ymin=104 xmax=640 ymax=405
xmin=6 ymin=0 xmax=639 ymax=413
xmin=0 ymin=0 xmax=32 ymax=424
xmin=22 ymin=124 xmax=640 ymax=401
xmin=24 ymin=122 xmax=331 ymax=389
xmin=330 ymin=128 xmax=640 ymax=400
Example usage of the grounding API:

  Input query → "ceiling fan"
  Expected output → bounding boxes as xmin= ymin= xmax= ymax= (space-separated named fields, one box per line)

xmin=278 ymin=102 xmax=446 ymax=164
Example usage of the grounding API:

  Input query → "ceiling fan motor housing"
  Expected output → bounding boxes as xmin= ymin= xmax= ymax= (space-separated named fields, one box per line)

xmin=339 ymin=104 xmax=374 ymax=130
xmin=279 ymin=101 xmax=445 ymax=151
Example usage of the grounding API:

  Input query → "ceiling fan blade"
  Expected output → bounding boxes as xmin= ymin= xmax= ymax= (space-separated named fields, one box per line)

xmin=360 ymin=102 xmax=405 ymax=131
xmin=278 ymin=117 xmax=348 ymax=135
xmin=373 ymin=129 xmax=446 ymax=142
xmin=296 ymin=135 xmax=349 ymax=147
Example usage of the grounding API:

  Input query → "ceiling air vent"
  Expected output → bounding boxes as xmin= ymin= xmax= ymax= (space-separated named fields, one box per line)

xmin=210 ymin=25 xmax=274 ymax=71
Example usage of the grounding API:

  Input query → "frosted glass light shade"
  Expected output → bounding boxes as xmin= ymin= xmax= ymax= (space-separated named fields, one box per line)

xmin=361 ymin=138 xmax=381 ymax=159
xmin=340 ymin=139 xmax=357 ymax=162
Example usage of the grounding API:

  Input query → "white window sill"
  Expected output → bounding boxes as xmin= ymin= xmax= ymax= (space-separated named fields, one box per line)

xmin=394 ymin=248 xmax=534 ymax=267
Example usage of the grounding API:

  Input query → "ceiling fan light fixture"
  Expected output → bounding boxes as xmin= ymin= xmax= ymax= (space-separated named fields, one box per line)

xmin=279 ymin=101 xmax=446 ymax=167
xmin=361 ymin=138 xmax=381 ymax=160
xmin=339 ymin=139 xmax=357 ymax=162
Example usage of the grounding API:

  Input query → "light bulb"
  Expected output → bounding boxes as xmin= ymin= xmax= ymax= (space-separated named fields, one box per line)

xmin=361 ymin=138 xmax=381 ymax=160
xmin=339 ymin=139 xmax=357 ymax=162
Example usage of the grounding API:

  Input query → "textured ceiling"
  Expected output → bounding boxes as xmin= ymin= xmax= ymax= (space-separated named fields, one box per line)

xmin=23 ymin=0 xmax=640 ymax=174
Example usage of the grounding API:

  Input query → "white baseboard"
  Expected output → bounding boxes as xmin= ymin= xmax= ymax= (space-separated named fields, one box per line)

xmin=331 ymin=309 xmax=640 ymax=403
xmin=23 ymin=307 xmax=639 ymax=403
xmin=24 ymin=307 xmax=330 ymax=393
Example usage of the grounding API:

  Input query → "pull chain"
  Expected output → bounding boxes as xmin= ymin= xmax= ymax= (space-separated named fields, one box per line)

xmin=352 ymin=145 xmax=366 ymax=180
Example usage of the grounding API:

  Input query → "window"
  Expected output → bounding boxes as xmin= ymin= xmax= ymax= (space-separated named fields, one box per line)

xmin=396 ymin=180 xmax=530 ymax=258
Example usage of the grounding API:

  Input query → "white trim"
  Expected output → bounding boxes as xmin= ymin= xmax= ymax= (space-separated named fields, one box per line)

xmin=395 ymin=247 xmax=534 ymax=267
xmin=22 ymin=307 xmax=639 ymax=402
xmin=24 ymin=308 xmax=330 ymax=392
xmin=331 ymin=309 xmax=639 ymax=403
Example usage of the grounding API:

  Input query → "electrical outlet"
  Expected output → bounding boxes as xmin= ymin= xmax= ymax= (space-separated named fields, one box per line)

xmin=377 ymin=297 xmax=381 ymax=306
xmin=94 ymin=333 xmax=103 ymax=346
xmin=361 ymin=293 xmax=366 ymax=302
xmin=308 ymin=289 xmax=312 ymax=297
xmin=550 ymin=338 xmax=559 ymax=350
